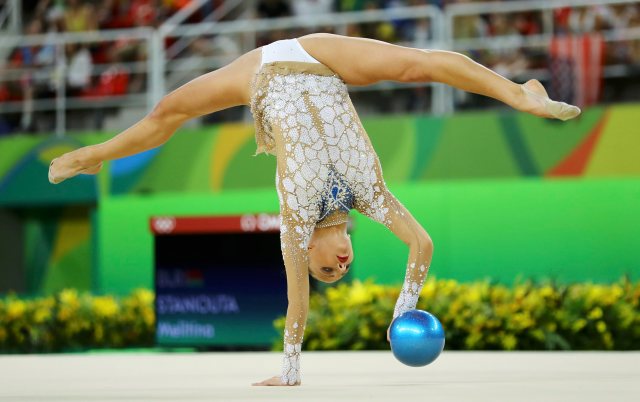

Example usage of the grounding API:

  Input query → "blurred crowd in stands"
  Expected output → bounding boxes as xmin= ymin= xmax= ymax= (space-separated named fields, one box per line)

xmin=1 ymin=0 xmax=640 ymax=135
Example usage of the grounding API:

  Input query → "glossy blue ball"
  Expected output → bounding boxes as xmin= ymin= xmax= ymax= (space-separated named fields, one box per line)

xmin=389 ymin=310 xmax=445 ymax=367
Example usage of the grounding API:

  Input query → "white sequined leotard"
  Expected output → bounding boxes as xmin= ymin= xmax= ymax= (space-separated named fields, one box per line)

xmin=250 ymin=39 xmax=431 ymax=385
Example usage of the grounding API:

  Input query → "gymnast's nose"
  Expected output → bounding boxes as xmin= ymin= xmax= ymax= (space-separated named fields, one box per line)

xmin=338 ymin=262 xmax=349 ymax=273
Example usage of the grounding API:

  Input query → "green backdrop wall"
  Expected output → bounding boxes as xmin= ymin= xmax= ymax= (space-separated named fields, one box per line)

xmin=3 ymin=104 xmax=639 ymax=203
xmin=1 ymin=104 xmax=639 ymax=295
xmin=97 ymin=178 xmax=639 ymax=295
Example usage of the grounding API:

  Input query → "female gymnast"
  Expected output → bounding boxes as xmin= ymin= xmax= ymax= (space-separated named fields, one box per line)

xmin=48 ymin=33 xmax=580 ymax=386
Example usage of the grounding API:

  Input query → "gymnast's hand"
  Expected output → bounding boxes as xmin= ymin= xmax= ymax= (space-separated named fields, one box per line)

xmin=252 ymin=375 xmax=300 ymax=386
xmin=519 ymin=79 xmax=581 ymax=121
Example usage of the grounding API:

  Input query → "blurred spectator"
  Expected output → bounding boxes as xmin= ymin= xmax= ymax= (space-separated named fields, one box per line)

xmin=130 ymin=0 xmax=166 ymax=28
xmin=257 ymin=0 xmax=292 ymax=19
xmin=11 ymin=19 xmax=44 ymax=132
xmin=554 ymin=7 xmax=572 ymax=35
xmin=490 ymin=49 xmax=529 ymax=79
xmin=614 ymin=3 xmax=640 ymax=31
xmin=485 ymin=14 xmax=518 ymax=37
xmin=289 ymin=0 xmax=334 ymax=31
xmin=411 ymin=18 xmax=431 ymax=47
xmin=338 ymin=0 xmax=379 ymax=12
xmin=9 ymin=19 xmax=45 ymax=69
xmin=453 ymin=14 xmax=485 ymax=39
xmin=210 ymin=35 xmax=242 ymax=61
xmin=64 ymin=0 xmax=98 ymax=32
xmin=360 ymin=1 xmax=391 ymax=40
xmin=66 ymin=43 xmax=93 ymax=96
xmin=83 ymin=50 xmax=130 ymax=99
xmin=3 ymin=0 xmax=640 ymax=136
xmin=385 ymin=0 xmax=431 ymax=44
xmin=79 ymin=49 xmax=130 ymax=130
xmin=568 ymin=7 xmax=598 ymax=34
xmin=513 ymin=12 xmax=540 ymax=36
xmin=5 ymin=18 xmax=58 ymax=132
xmin=292 ymin=0 xmax=334 ymax=17
xmin=621 ymin=5 xmax=640 ymax=64
xmin=96 ymin=0 xmax=171 ymax=29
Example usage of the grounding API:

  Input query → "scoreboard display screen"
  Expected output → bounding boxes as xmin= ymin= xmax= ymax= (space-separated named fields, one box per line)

xmin=151 ymin=215 xmax=287 ymax=347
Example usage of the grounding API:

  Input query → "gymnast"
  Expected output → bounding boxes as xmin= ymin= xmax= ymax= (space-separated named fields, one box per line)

xmin=48 ymin=33 xmax=580 ymax=386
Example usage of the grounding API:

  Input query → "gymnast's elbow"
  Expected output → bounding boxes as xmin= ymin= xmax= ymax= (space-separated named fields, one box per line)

xmin=412 ymin=230 xmax=434 ymax=257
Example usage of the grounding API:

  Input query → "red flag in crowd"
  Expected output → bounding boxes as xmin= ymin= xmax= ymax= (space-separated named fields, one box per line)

xmin=549 ymin=34 xmax=604 ymax=108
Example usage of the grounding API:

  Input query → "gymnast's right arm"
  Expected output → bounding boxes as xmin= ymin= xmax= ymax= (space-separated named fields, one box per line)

xmin=48 ymin=49 xmax=261 ymax=184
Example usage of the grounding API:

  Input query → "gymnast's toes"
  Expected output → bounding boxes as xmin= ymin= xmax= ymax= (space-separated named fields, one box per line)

xmin=48 ymin=159 xmax=61 ymax=184
xmin=546 ymin=101 xmax=581 ymax=121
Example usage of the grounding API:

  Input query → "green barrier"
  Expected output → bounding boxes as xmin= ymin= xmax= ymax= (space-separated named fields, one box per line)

xmin=98 ymin=178 xmax=639 ymax=294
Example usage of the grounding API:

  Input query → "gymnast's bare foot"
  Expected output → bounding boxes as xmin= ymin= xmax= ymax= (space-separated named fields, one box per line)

xmin=519 ymin=79 xmax=581 ymax=121
xmin=48 ymin=148 xmax=103 ymax=184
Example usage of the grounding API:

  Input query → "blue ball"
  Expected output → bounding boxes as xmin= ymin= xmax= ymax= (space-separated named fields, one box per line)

xmin=389 ymin=309 xmax=445 ymax=367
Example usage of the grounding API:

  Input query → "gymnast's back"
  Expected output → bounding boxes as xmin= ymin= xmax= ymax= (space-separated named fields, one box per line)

xmin=250 ymin=38 xmax=393 ymax=235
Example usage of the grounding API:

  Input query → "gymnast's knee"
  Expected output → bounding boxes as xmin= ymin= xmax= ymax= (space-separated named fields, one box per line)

xmin=397 ymin=49 xmax=433 ymax=83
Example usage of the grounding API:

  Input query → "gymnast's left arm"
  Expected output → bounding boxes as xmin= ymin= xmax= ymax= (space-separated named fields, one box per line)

xmin=252 ymin=184 xmax=314 ymax=386
xmin=252 ymin=228 xmax=311 ymax=386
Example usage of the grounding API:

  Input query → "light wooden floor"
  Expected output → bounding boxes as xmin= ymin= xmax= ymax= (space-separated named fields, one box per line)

xmin=0 ymin=351 xmax=638 ymax=401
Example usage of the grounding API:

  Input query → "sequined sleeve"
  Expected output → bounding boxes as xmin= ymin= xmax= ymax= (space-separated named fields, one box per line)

xmin=275 ymin=172 xmax=316 ymax=385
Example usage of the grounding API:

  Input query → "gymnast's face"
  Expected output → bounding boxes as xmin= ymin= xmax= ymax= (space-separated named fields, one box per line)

xmin=307 ymin=226 xmax=353 ymax=283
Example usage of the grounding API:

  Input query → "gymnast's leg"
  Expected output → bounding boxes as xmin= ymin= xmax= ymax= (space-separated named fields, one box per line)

xmin=48 ymin=49 xmax=261 ymax=184
xmin=298 ymin=33 xmax=580 ymax=121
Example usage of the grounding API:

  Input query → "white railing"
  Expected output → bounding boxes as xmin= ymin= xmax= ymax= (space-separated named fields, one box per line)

xmin=155 ymin=5 xmax=445 ymax=115
xmin=440 ymin=0 xmax=640 ymax=113
xmin=163 ymin=0 xmax=247 ymax=59
xmin=0 ymin=28 xmax=153 ymax=136
xmin=0 ymin=0 xmax=21 ymax=34
xmin=1 ymin=0 xmax=639 ymax=136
